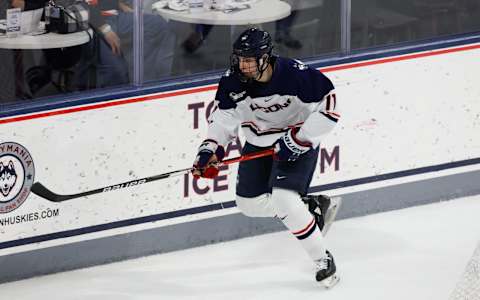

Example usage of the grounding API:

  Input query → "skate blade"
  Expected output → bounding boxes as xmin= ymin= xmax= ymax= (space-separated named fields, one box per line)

xmin=319 ymin=274 xmax=340 ymax=289
xmin=322 ymin=196 xmax=342 ymax=236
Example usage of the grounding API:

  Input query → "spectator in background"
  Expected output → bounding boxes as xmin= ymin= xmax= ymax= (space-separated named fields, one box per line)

xmin=83 ymin=0 xmax=176 ymax=87
xmin=3 ymin=0 xmax=176 ymax=99
xmin=182 ymin=24 xmax=213 ymax=54
xmin=0 ymin=1 xmax=15 ymax=102
xmin=1 ymin=0 xmax=50 ymax=101
xmin=11 ymin=0 xmax=46 ymax=10
xmin=274 ymin=11 xmax=302 ymax=49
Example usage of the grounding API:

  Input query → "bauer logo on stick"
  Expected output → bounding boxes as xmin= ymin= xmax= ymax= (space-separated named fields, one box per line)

xmin=0 ymin=142 xmax=35 ymax=213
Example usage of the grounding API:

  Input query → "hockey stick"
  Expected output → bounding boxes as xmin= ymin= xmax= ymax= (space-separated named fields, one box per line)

xmin=31 ymin=149 xmax=274 ymax=202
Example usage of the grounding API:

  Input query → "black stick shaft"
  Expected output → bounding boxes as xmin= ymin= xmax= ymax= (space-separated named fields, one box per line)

xmin=31 ymin=149 xmax=273 ymax=202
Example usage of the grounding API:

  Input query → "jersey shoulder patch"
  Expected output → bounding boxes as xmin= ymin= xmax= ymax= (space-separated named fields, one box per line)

xmin=215 ymin=72 xmax=245 ymax=109
xmin=292 ymin=59 xmax=309 ymax=71
xmin=278 ymin=57 xmax=309 ymax=72
xmin=223 ymin=68 xmax=233 ymax=77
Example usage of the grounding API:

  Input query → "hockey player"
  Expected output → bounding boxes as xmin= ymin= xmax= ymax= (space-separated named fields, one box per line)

xmin=192 ymin=28 xmax=340 ymax=287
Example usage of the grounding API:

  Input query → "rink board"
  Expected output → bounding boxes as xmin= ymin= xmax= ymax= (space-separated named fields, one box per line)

xmin=0 ymin=39 xmax=479 ymax=282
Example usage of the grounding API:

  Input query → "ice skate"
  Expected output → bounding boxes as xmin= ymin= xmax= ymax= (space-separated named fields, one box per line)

xmin=302 ymin=194 xmax=342 ymax=235
xmin=315 ymin=251 xmax=339 ymax=288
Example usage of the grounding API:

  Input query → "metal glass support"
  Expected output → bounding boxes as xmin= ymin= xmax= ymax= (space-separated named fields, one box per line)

xmin=133 ymin=0 xmax=144 ymax=86
xmin=340 ymin=0 xmax=351 ymax=55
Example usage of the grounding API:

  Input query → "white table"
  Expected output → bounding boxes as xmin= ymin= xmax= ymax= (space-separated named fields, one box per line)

xmin=154 ymin=0 xmax=291 ymax=25
xmin=0 ymin=29 xmax=92 ymax=99
xmin=0 ymin=30 xmax=92 ymax=50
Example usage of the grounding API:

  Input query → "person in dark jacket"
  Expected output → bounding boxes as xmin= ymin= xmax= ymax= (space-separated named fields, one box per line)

xmin=9 ymin=0 xmax=175 ymax=90
xmin=82 ymin=0 xmax=175 ymax=86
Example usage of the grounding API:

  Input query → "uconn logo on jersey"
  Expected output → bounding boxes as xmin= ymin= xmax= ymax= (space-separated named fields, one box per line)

xmin=250 ymin=98 xmax=292 ymax=113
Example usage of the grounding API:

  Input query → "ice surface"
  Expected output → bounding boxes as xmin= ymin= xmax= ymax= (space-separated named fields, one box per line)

xmin=3 ymin=195 xmax=480 ymax=300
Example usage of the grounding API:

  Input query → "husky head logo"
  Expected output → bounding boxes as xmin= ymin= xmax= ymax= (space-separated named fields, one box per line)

xmin=293 ymin=59 xmax=308 ymax=71
xmin=0 ymin=161 xmax=17 ymax=197
xmin=0 ymin=142 xmax=35 ymax=213
xmin=229 ymin=90 xmax=247 ymax=102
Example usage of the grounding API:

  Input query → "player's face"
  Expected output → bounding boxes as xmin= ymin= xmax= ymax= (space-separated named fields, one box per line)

xmin=238 ymin=56 xmax=259 ymax=79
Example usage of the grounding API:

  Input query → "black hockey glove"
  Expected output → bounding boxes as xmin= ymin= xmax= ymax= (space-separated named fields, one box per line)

xmin=274 ymin=127 xmax=312 ymax=161
xmin=192 ymin=139 xmax=225 ymax=178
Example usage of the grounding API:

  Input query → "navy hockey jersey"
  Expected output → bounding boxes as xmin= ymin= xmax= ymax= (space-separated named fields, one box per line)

xmin=207 ymin=56 xmax=340 ymax=148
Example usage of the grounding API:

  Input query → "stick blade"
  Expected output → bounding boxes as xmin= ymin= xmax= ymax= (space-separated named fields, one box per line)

xmin=31 ymin=182 xmax=70 ymax=202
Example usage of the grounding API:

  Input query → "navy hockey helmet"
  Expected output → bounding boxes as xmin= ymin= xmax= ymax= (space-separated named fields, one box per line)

xmin=230 ymin=28 xmax=274 ymax=82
